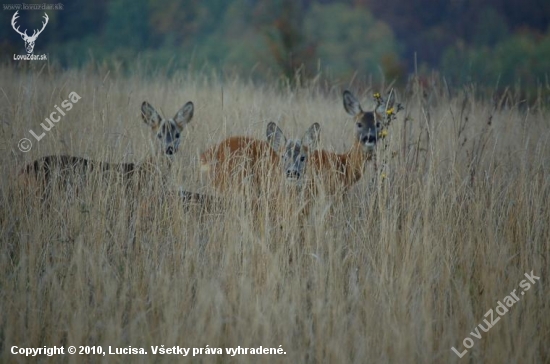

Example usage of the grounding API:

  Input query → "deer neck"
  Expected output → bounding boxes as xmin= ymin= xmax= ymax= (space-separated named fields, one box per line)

xmin=339 ymin=139 xmax=370 ymax=187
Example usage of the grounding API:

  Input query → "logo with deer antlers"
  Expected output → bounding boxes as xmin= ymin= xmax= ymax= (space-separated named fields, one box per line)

xmin=11 ymin=11 xmax=49 ymax=54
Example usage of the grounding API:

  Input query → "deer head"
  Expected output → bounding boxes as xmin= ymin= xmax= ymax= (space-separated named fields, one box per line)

xmin=343 ymin=90 xmax=396 ymax=153
xmin=267 ymin=122 xmax=320 ymax=185
xmin=141 ymin=101 xmax=194 ymax=157
xmin=11 ymin=11 xmax=49 ymax=54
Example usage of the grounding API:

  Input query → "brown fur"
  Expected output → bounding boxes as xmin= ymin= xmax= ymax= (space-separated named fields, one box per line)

xmin=303 ymin=90 xmax=393 ymax=197
xmin=200 ymin=136 xmax=281 ymax=195
xmin=307 ymin=140 xmax=372 ymax=196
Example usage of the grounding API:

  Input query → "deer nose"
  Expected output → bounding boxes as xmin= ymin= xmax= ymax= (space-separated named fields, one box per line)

xmin=286 ymin=170 xmax=300 ymax=179
xmin=362 ymin=135 xmax=377 ymax=145
xmin=166 ymin=147 xmax=174 ymax=155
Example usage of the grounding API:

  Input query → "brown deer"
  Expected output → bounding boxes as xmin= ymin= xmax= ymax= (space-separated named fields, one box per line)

xmin=199 ymin=122 xmax=320 ymax=197
xmin=305 ymin=90 xmax=396 ymax=197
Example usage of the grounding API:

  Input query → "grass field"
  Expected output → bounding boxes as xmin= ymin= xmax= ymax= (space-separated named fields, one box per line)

xmin=1 ymin=63 xmax=549 ymax=363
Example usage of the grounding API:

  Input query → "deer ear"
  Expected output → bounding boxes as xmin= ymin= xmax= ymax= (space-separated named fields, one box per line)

xmin=174 ymin=101 xmax=193 ymax=128
xmin=343 ymin=90 xmax=362 ymax=116
xmin=141 ymin=101 xmax=162 ymax=128
xmin=302 ymin=123 xmax=320 ymax=149
xmin=266 ymin=122 xmax=286 ymax=151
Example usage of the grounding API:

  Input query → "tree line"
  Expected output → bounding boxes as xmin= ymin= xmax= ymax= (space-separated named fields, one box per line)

xmin=1 ymin=0 xmax=548 ymax=90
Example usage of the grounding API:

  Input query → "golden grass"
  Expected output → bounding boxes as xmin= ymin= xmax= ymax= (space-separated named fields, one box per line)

xmin=1 ymin=63 xmax=549 ymax=363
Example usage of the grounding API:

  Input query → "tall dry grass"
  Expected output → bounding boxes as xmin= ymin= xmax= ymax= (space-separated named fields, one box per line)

xmin=1 ymin=63 xmax=549 ymax=363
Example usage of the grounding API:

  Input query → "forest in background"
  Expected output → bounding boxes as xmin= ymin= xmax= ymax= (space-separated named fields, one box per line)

xmin=1 ymin=0 xmax=549 ymax=91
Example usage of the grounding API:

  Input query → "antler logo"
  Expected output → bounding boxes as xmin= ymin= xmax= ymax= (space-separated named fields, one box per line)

xmin=11 ymin=11 xmax=49 ymax=54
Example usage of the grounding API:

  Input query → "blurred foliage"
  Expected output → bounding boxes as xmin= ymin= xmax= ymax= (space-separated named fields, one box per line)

xmin=0 ymin=0 xmax=548 ymax=90
xmin=196 ymin=0 xmax=270 ymax=72
xmin=442 ymin=30 xmax=550 ymax=88
xmin=105 ymin=0 xmax=150 ymax=51
xmin=303 ymin=3 xmax=401 ymax=81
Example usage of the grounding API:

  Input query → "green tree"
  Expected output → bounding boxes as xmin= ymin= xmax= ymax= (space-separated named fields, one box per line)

xmin=303 ymin=3 xmax=402 ymax=81
xmin=189 ymin=0 xmax=268 ymax=72
xmin=442 ymin=30 xmax=550 ymax=88
xmin=253 ymin=0 xmax=316 ymax=81
xmin=105 ymin=0 xmax=150 ymax=51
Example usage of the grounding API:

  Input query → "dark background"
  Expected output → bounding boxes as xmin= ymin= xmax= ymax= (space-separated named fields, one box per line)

xmin=1 ymin=0 xmax=549 ymax=89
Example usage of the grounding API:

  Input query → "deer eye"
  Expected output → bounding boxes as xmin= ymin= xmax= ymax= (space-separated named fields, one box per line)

xmin=175 ymin=133 xmax=180 ymax=139
xmin=300 ymin=156 xmax=306 ymax=162
xmin=356 ymin=123 xmax=362 ymax=128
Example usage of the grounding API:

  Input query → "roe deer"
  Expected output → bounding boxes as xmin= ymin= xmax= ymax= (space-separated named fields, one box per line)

xmin=199 ymin=122 xmax=320 ymax=196
xmin=19 ymin=101 xmax=194 ymax=201
xmin=306 ymin=90 xmax=397 ymax=196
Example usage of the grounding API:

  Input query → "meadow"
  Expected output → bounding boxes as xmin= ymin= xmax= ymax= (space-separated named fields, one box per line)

xmin=0 ymin=63 xmax=549 ymax=363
